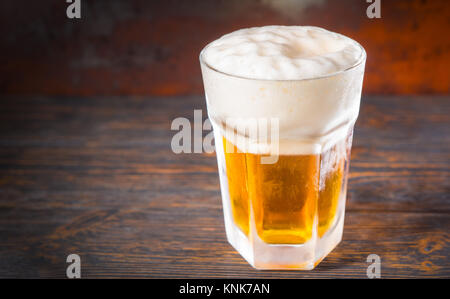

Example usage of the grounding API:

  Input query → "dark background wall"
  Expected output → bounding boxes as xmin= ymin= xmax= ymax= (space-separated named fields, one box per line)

xmin=0 ymin=0 xmax=449 ymax=96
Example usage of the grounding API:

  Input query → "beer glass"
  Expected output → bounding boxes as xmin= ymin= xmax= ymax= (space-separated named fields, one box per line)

xmin=200 ymin=28 xmax=366 ymax=270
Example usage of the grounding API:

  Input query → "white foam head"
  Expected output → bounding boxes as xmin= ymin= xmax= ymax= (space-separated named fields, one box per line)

xmin=200 ymin=26 xmax=366 ymax=155
xmin=202 ymin=26 xmax=363 ymax=81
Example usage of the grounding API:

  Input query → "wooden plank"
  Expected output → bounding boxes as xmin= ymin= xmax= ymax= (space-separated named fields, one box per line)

xmin=0 ymin=95 xmax=448 ymax=278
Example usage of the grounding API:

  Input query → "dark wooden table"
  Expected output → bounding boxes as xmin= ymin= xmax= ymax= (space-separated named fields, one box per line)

xmin=0 ymin=95 xmax=448 ymax=278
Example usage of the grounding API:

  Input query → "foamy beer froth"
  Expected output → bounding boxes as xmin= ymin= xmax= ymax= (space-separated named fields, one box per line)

xmin=200 ymin=26 xmax=366 ymax=269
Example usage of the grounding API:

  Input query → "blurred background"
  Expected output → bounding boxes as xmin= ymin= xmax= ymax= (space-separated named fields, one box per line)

xmin=0 ymin=0 xmax=448 ymax=97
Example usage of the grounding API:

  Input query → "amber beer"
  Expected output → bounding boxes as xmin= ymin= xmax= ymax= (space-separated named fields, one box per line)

xmin=200 ymin=25 xmax=366 ymax=269
xmin=223 ymin=131 xmax=350 ymax=244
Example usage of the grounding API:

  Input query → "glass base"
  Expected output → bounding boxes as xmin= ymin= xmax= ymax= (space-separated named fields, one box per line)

xmin=222 ymin=199 xmax=345 ymax=270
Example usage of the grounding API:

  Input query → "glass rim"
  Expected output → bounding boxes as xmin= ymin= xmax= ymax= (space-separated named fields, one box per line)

xmin=199 ymin=35 xmax=366 ymax=83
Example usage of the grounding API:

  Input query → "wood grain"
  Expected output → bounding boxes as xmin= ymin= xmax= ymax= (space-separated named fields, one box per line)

xmin=0 ymin=95 xmax=448 ymax=278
